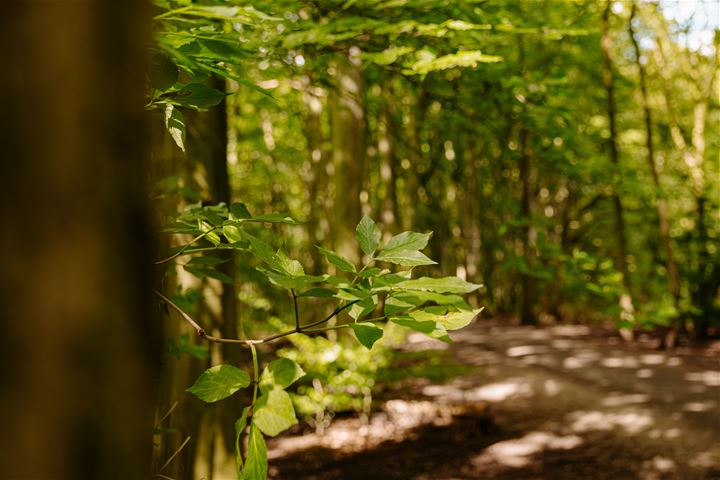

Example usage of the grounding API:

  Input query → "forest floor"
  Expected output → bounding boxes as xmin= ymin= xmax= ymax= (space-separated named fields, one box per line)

xmin=267 ymin=320 xmax=720 ymax=480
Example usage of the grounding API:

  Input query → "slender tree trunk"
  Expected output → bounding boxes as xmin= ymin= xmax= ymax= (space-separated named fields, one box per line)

xmin=378 ymin=84 xmax=399 ymax=234
xmin=602 ymin=1 xmax=635 ymax=338
xmin=628 ymin=2 xmax=681 ymax=346
xmin=303 ymin=80 xmax=329 ymax=274
xmin=519 ymin=126 xmax=537 ymax=326
xmin=0 ymin=2 xmax=159 ymax=479
xmin=330 ymin=52 xmax=365 ymax=264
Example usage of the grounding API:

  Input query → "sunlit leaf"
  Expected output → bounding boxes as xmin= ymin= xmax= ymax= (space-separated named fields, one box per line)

xmin=395 ymin=276 xmax=481 ymax=294
xmin=244 ymin=424 xmax=267 ymax=480
xmin=163 ymin=104 xmax=186 ymax=152
xmin=186 ymin=365 xmax=250 ymax=402
xmin=253 ymin=389 xmax=298 ymax=436
xmin=317 ymin=246 xmax=357 ymax=273
xmin=259 ymin=358 xmax=305 ymax=392
xmin=375 ymin=249 xmax=437 ymax=266
xmin=356 ymin=215 xmax=381 ymax=256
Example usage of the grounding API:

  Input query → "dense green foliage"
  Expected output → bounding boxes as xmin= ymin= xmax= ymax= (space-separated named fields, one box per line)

xmin=149 ymin=1 xmax=718 ymax=478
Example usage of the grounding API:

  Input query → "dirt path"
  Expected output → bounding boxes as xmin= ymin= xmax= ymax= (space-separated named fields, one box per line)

xmin=268 ymin=322 xmax=720 ymax=479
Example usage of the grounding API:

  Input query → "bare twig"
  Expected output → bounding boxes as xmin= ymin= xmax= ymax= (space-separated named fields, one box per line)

xmin=158 ymin=436 xmax=191 ymax=473
xmin=154 ymin=474 xmax=177 ymax=480
xmin=154 ymin=400 xmax=179 ymax=430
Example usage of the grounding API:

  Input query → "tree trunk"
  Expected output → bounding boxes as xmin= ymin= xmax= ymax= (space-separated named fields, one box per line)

xmin=519 ymin=126 xmax=538 ymax=326
xmin=628 ymin=2 xmax=681 ymax=347
xmin=602 ymin=0 xmax=635 ymax=338
xmin=303 ymin=80 xmax=329 ymax=274
xmin=330 ymin=52 xmax=365 ymax=264
xmin=0 ymin=2 xmax=159 ymax=479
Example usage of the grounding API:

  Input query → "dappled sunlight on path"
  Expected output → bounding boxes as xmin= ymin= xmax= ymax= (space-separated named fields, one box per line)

xmin=268 ymin=322 xmax=720 ymax=479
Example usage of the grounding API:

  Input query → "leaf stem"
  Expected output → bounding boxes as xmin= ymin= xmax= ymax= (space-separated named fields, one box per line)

xmin=250 ymin=343 xmax=259 ymax=406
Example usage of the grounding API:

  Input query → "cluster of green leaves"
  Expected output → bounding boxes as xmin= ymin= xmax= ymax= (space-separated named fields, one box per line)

xmin=170 ymin=210 xmax=481 ymax=479
xmin=186 ymin=356 xmax=303 ymax=479
xmin=148 ymin=0 xmax=278 ymax=152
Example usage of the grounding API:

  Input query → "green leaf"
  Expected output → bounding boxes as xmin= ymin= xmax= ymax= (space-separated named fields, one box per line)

xmin=298 ymin=287 xmax=336 ymax=298
xmin=375 ymin=249 xmax=437 ymax=266
xmin=174 ymin=82 xmax=225 ymax=109
xmin=349 ymin=295 xmax=377 ymax=320
xmin=241 ymin=231 xmax=281 ymax=271
xmin=186 ymin=365 xmax=250 ymax=402
xmin=391 ymin=317 xmax=452 ymax=343
xmin=384 ymin=296 xmax=415 ymax=315
xmin=230 ymin=202 xmax=252 ymax=219
xmin=395 ymin=276 xmax=481 ymax=294
xmin=410 ymin=308 xmax=482 ymax=330
xmin=150 ymin=54 xmax=178 ymax=92
xmin=394 ymin=291 xmax=470 ymax=308
xmin=244 ymin=424 xmax=267 ymax=480
xmin=187 ymin=256 xmax=227 ymax=266
xmin=252 ymin=389 xmax=298 ymax=436
xmin=235 ymin=406 xmax=250 ymax=479
xmin=356 ymin=215 xmax=381 ymax=256
xmin=276 ymin=248 xmax=305 ymax=277
xmin=351 ymin=322 xmax=384 ymax=349
xmin=381 ymin=231 xmax=431 ymax=253
xmin=183 ymin=265 xmax=233 ymax=284
xmin=358 ymin=267 xmax=384 ymax=278
xmin=222 ymin=225 xmax=243 ymax=243
xmin=317 ymin=246 xmax=357 ymax=273
xmin=336 ymin=286 xmax=372 ymax=302
xmin=163 ymin=104 xmax=186 ymax=152
xmin=259 ymin=358 xmax=305 ymax=392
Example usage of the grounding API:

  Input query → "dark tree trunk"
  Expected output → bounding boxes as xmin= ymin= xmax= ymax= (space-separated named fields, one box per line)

xmin=0 ymin=1 xmax=159 ymax=479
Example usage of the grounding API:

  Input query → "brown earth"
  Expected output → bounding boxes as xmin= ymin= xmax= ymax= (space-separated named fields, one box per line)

xmin=267 ymin=321 xmax=720 ymax=479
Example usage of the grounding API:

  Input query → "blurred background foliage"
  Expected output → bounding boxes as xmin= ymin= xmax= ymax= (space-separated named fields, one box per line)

xmin=148 ymin=0 xmax=719 ymax=477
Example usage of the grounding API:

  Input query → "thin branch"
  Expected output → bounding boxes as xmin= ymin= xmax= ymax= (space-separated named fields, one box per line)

xmin=300 ymin=300 xmax=359 ymax=330
xmin=155 ymin=227 xmax=219 ymax=265
xmin=158 ymin=436 xmax=191 ymax=473
xmin=155 ymin=289 xmax=359 ymax=347
xmin=303 ymin=316 xmax=388 ymax=334
xmin=154 ymin=400 xmax=179 ymax=430
xmin=291 ymin=289 xmax=300 ymax=330
xmin=155 ymin=289 xmax=206 ymax=335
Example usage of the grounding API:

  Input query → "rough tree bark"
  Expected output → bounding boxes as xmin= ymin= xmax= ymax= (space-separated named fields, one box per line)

xmin=0 ymin=1 xmax=159 ymax=479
